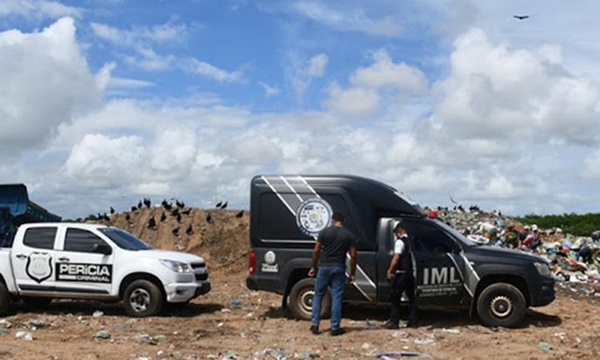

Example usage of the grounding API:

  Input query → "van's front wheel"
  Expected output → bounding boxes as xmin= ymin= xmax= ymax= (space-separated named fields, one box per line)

xmin=123 ymin=280 xmax=164 ymax=317
xmin=288 ymin=278 xmax=330 ymax=320
xmin=477 ymin=283 xmax=526 ymax=328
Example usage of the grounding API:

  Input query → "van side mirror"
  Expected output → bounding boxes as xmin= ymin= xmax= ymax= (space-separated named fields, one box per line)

xmin=93 ymin=243 xmax=112 ymax=255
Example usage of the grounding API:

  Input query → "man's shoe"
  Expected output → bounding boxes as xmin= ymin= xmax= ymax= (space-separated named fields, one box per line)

xmin=310 ymin=325 xmax=320 ymax=335
xmin=382 ymin=321 xmax=399 ymax=329
xmin=331 ymin=328 xmax=346 ymax=336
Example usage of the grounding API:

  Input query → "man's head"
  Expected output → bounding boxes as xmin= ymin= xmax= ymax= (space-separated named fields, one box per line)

xmin=394 ymin=223 xmax=406 ymax=237
xmin=332 ymin=212 xmax=344 ymax=225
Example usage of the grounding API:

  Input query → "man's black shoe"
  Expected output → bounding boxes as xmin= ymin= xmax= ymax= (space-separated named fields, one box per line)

xmin=382 ymin=321 xmax=399 ymax=329
xmin=310 ymin=325 xmax=320 ymax=335
xmin=331 ymin=328 xmax=346 ymax=336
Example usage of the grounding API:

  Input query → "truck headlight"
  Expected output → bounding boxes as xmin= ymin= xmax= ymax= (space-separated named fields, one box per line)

xmin=534 ymin=262 xmax=551 ymax=277
xmin=160 ymin=259 xmax=192 ymax=273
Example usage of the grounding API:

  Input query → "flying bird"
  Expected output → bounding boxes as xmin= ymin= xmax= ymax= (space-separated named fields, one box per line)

xmin=235 ymin=210 xmax=244 ymax=218
xmin=220 ymin=201 xmax=228 ymax=210
xmin=182 ymin=208 xmax=192 ymax=215
xmin=513 ymin=15 xmax=529 ymax=20
xmin=215 ymin=201 xmax=222 ymax=209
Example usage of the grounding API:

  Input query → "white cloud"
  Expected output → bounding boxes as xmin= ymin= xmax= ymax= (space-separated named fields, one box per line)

xmin=325 ymin=83 xmax=380 ymax=116
xmin=0 ymin=17 xmax=103 ymax=156
xmin=90 ymin=21 xmax=188 ymax=47
xmin=351 ymin=49 xmax=428 ymax=93
xmin=258 ymin=81 xmax=280 ymax=97
xmin=324 ymin=49 xmax=427 ymax=116
xmin=293 ymin=53 xmax=329 ymax=100
xmin=182 ymin=58 xmax=244 ymax=83
xmin=0 ymin=0 xmax=81 ymax=20
xmin=289 ymin=1 xmax=402 ymax=37
xmin=427 ymin=28 xmax=600 ymax=147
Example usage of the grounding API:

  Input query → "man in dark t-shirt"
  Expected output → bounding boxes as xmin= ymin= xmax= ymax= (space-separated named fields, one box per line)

xmin=308 ymin=212 xmax=357 ymax=336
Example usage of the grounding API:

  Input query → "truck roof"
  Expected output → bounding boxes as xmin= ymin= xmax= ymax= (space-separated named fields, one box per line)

xmin=253 ymin=174 xmax=425 ymax=217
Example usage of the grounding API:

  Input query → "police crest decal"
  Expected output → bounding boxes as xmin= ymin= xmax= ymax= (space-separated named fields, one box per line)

xmin=26 ymin=252 xmax=53 ymax=283
xmin=296 ymin=198 xmax=332 ymax=237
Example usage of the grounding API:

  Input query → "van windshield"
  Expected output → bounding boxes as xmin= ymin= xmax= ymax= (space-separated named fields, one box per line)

xmin=99 ymin=228 xmax=152 ymax=250
xmin=435 ymin=220 xmax=479 ymax=247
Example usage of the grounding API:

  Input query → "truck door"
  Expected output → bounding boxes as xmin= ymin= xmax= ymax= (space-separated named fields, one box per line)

xmin=404 ymin=220 xmax=465 ymax=306
xmin=54 ymin=228 xmax=114 ymax=296
xmin=375 ymin=218 xmax=396 ymax=302
xmin=12 ymin=226 xmax=58 ymax=292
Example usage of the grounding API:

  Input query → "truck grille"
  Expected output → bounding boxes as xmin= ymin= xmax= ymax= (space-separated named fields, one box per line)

xmin=195 ymin=273 xmax=208 ymax=281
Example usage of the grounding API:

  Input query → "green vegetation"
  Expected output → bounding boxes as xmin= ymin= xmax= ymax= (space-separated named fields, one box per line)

xmin=513 ymin=213 xmax=600 ymax=236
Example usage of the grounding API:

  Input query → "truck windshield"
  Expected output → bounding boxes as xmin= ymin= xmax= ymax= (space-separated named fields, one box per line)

xmin=435 ymin=220 xmax=479 ymax=247
xmin=98 ymin=228 xmax=152 ymax=250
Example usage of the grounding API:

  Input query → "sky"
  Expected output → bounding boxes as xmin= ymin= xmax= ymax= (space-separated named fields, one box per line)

xmin=2 ymin=0 xmax=600 ymax=219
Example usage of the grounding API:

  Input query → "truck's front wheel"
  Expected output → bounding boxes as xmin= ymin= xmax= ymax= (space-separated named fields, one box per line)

xmin=0 ymin=282 xmax=11 ymax=316
xmin=477 ymin=283 xmax=526 ymax=328
xmin=123 ymin=280 xmax=164 ymax=317
xmin=288 ymin=278 xmax=330 ymax=320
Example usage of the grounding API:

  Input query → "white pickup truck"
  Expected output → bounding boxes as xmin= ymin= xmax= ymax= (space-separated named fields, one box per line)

xmin=0 ymin=222 xmax=210 ymax=317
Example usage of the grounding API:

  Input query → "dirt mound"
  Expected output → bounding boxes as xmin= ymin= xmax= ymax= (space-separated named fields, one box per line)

xmin=98 ymin=207 xmax=250 ymax=275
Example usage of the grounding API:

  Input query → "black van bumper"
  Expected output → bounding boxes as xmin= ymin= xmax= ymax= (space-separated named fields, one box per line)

xmin=246 ymin=275 xmax=283 ymax=294
xmin=528 ymin=277 xmax=555 ymax=307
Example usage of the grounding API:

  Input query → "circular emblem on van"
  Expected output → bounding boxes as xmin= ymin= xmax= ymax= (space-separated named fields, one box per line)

xmin=296 ymin=198 xmax=332 ymax=236
xmin=264 ymin=251 xmax=276 ymax=264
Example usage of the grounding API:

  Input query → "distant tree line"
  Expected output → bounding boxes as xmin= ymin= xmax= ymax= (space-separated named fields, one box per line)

xmin=513 ymin=213 xmax=600 ymax=236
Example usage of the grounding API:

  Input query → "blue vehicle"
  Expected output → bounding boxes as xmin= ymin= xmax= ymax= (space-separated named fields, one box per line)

xmin=0 ymin=184 xmax=61 ymax=247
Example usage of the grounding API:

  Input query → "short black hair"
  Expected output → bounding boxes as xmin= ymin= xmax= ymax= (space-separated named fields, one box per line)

xmin=393 ymin=223 xmax=405 ymax=233
xmin=332 ymin=212 xmax=344 ymax=223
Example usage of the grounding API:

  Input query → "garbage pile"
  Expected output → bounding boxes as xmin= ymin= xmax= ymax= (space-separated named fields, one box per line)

xmin=431 ymin=207 xmax=600 ymax=292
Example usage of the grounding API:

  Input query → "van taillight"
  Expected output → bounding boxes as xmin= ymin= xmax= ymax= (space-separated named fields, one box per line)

xmin=249 ymin=251 xmax=256 ymax=274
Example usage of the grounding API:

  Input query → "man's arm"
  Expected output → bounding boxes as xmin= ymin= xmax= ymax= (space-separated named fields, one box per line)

xmin=308 ymin=241 xmax=322 ymax=277
xmin=387 ymin=253 xmax=401 ymax=281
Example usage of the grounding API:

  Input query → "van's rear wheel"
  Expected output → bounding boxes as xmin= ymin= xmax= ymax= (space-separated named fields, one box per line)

xmin=288 ymin=278 xmax=330 ymax=320
xmin=123 ymin=280 xmax=164 ymax=317
xmin=0 ymin=282 xmax=11 ymax=316
xmin=477 ymin=283 xmax=526 ymax=328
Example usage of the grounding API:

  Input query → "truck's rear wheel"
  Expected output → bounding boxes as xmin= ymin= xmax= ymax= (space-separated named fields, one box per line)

xmin=123 ymin=280 xmax=164 ymax=317
xmin=288 ymin=278 xmax=330 ymax=320
xmin=477 ymin=283 xmax=526 ymax=328
xmin=0 ymin=282 xmax=11 ymax=316
xmin=22 ymin=297 xmax=52 ymax=310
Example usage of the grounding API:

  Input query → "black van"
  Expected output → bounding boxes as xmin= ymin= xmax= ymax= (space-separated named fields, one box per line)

xmin=246 ymin=175 xmax=555 ymax=327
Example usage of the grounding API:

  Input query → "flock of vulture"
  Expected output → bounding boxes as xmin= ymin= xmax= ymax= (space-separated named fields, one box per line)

xmin=96 ymin=197 xmax=244 ymax=240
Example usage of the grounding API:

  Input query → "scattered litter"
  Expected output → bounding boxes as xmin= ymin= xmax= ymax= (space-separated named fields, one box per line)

xmin=16 ymin=331 xmax=33 ymax=341
xmin=0 ymin=328 xmax=8 ymax=335
xmin=376 ymin=351 xmax=431 ymax=358
xmin=27 ymin=318 xmax=46 ymax=329
xmin=441 ymin=328 xmax=460 ymax=334
xmin=538 ymin=342 xmax=552 ymax=353
xmin=94 ymin=330 xmax=111 ymax=340
xmin=413 ymin=339 xmax=435 ymax=346
xmin=264 ymin=348 xmax=287 ymax=360
xmin=92 ymin=310 xmax=104 ymax=317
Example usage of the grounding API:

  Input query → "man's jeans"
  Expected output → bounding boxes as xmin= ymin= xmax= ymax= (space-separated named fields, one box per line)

xmin=311 ymin=266 xmax=346 ymax=331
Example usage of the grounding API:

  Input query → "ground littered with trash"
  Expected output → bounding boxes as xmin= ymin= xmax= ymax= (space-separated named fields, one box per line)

xmin=0 ymin=207 xmax=599 ymax=359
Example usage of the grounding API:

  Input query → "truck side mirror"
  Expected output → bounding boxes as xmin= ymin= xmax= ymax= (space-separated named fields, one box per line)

xmin=93 ymin=243 xmax=112 ymax=255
